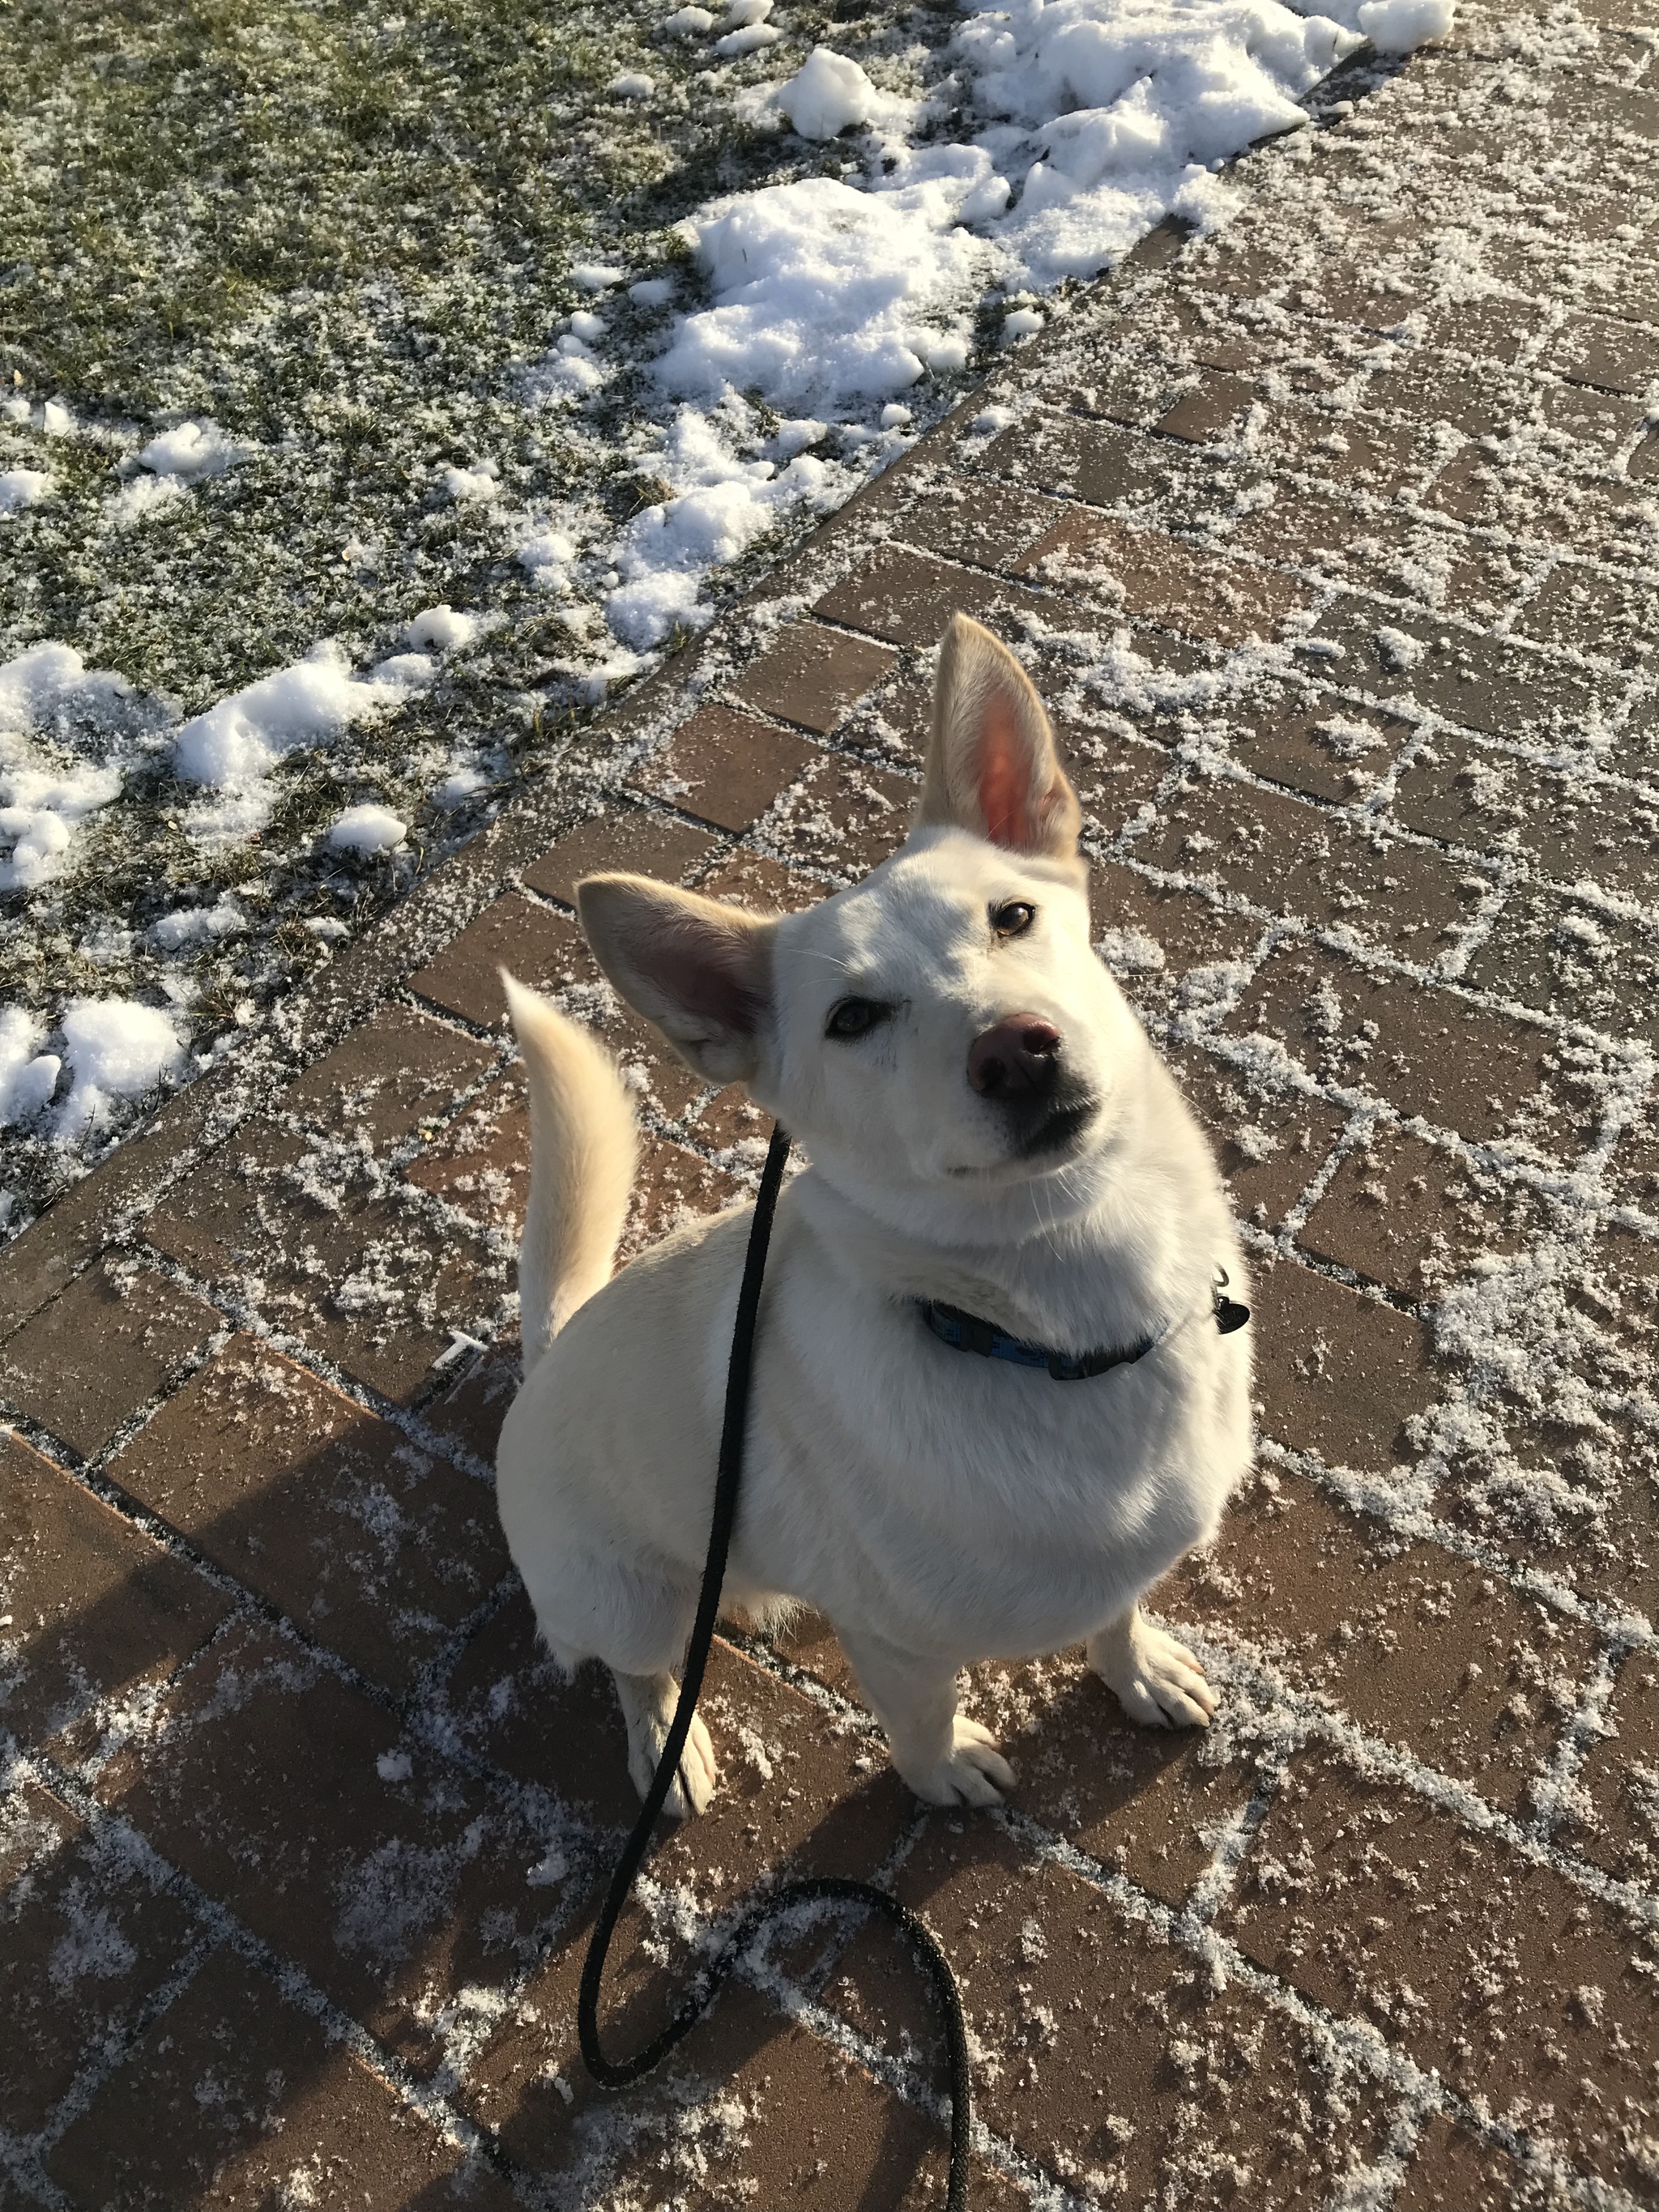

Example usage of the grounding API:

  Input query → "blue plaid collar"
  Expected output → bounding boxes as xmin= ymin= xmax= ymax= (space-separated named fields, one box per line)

xmin=917 ymin=1271 xmax=1247 ymax=1384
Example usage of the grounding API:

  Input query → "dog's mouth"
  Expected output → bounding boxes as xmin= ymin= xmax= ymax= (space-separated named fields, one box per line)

xmin=1017 ymin=1095 xmax=1100 ymax=1161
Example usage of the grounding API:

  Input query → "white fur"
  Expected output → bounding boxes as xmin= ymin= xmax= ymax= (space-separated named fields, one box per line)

xmin=497 ymin=616 xmax=1252 ymax=1813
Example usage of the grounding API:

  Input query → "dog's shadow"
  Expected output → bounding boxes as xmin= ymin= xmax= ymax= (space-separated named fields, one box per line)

xmin=596 ymin=1639 xmax=1221 ymax=2206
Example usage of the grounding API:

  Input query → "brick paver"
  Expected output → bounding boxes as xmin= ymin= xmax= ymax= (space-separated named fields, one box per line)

xmin=5 ymin=6 xmax=1659 ymax=2206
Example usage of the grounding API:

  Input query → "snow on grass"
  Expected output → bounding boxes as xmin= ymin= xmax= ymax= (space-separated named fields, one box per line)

xmin=56 ymin=997 xmax=184 ymax=1140
xmin=134 ymin=418 xmax=254 ymax=483
xmin=772 ymin=45 xmax=891 ymax=136
xmin=327 ymin=803 xmax=409 ymax=855
xmin=1 ymin=646 xmax=138 ymax=893
xmin=404 ymin=604 xmax=480 ymax=653
xmin=0 ymin=468 xmax=49 ymax=516
xmin=0 ymin=0 xmax=1417 ymax=1231
xmin=0 ymin=1008 xmax=59 ymax=1127
xmin=173 ymin=644 xmax=436 ymax=845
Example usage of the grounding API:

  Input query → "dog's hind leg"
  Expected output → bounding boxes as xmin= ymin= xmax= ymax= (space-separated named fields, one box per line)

xmin=1087 ymin=1603 xmax=1216 ymax=1729
xmin=513 ymin=1541 xmax=718 ymax=1818
xmin=838 ymin=1627 xmax=1014 ymax=1808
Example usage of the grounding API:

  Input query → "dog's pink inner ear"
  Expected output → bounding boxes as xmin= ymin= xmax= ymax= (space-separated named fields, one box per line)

xmin=977 ymin=693 xmax=1036 ymax=850
xmin=655 ymin=914 xmax=766 ymax=1034
xmin=923 ymin=614 xmax=1080 ymax=859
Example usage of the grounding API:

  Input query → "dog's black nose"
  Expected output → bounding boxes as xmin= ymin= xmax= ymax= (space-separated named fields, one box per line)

xmin=968 ymin=1015 xmax=1062 ymax=1099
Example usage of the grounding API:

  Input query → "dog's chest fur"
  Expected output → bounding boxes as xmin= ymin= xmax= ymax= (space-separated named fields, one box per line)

xmin=721 ymin=1160 xmax=1252 ymax=1665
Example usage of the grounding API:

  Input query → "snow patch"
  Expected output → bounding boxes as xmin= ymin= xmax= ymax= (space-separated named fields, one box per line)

xmin=136 ymin=418 xmax=254 ymax=482
xmin=957 ymin=0 xmax=1363 ymax=283
xmin=0 ymin=644 xmax=133 ymax=892
xmin=403 ymin=603 xmax=478 ymax=653
xmin=441 ymin=460 xmax=500 ymax=503
xmin=172 ymin=641 xmax=433 ymax=844
xmin=591 ymin=0 xmax=1368 ymax=650
xmin=111 ymin=472 xmax=189 ymax=527
xmin=714 ymin=22 xmax=783 ymax=55
xmin=327 ymin=803 xmax=408 ymax=855
xmin=774 ymin=49 xmax=885 ymax=140
xmin=659 ymin=173 xmax=994 ymax=411
xmin=1357 ymin=0 xmax=1454 ymax=48
xmin=603 ymin=404 xmax=846 ymax=648
xmin=434 ymin=765 xmax=491 ymax=808
xmin=0 ymin=1008 xmax=59 ymax=1127
xmin=0 ymin=468 xmax=49 ymax=515
xmin=58 ymin=998 xmax=184 ymax=1136
xmin=150 ymin=897 xmax=244 ymax=953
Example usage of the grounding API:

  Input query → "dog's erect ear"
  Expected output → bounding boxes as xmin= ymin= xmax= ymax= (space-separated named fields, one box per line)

xmin=577 ymin=873 xmax=774 ymax=1085
xmin=918 ymin=613 xmax=1081 ymax=859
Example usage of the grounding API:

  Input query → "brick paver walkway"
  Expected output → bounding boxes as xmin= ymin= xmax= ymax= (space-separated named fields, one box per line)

xmin=6 ymin=6 xmax=1659 ymax=2205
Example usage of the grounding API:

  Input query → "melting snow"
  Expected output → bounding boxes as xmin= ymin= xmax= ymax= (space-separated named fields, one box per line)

xmin=328 ymin=803 xmax=409 ymax=855
xmin=134 ymin=417 xmax=254 ymax=483
xmin=0 ymin=644 xmax=145 ymax=892
xmin=0 ymin=467 xmax=49 ymax=515
xmin=173 ymin=642 xmax=435 ymax=843
xmin=540 ymin=0 xmax=1435 ymax=656
xmin=56 ymin=998 xmax=184 ymax=1140
xmin=0 ymin=1008 xmax=60 ymax=1127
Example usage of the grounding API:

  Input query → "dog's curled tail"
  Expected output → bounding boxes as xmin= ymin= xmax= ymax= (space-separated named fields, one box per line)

xmin=501 ymin=970 xmax=639 ymax=1369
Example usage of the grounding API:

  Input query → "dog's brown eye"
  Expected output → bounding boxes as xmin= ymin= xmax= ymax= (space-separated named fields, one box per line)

xmin=826 ymin=997 xmax=889 ymax=1040
xmin=992 ymin=901 xmax=1035 ymax=938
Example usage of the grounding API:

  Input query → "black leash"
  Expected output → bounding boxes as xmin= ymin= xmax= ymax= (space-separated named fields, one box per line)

xmin=577 ymin=1123 xmax=975 ymax=2208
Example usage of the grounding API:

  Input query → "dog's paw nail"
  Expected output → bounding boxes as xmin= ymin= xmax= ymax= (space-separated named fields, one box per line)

xmin=899 ymin=1719 xmax=1015 ymax=1808
xmin=1094 ymin=1624 xmax=1218 ymax=1733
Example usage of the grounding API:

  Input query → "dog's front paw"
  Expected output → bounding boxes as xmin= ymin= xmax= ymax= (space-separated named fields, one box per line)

xmin=893 ymin=1716 xmax=1015 ymax=1809
xmin=1089 ymin=1617 xmax=1217 ymax=1730
xmin=622 ymin=1695 xmax=719 ymax=1818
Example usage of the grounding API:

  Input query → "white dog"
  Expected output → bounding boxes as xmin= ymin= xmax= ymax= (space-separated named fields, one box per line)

xmin=496 ymin=614 xmax=1252 ymax=1816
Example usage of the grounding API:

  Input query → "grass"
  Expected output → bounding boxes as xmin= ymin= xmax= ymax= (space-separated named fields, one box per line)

xmin=0 ymin=0 xmax=968 ymax=1229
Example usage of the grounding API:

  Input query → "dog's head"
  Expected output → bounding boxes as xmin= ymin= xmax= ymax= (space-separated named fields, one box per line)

xmin=578 ymin=615 xmax=1143 ymax=1229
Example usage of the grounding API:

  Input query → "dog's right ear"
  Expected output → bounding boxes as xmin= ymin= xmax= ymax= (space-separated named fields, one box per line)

xmin=918 ymin=612 xmax=1081 ymax=859
xmin=577 ymin=873 xmax=774 ymax=1085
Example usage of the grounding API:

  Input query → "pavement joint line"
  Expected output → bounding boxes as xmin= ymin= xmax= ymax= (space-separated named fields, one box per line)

xmin=2 ymin=1745 xmax=519 ymax=2184
xmin=109 ymin=1238 xmax=518 ymax=1472
xmin=1175 ymin=1014 xmax=1652 ymax=1204
xmin=1530 ymin=1641 xmax=1630 ymax=1848
xmin=2 ymin=1624 xmax=639 ymax=2142
xmin=740 ymin=1571 xmax=1657 ymax=1967
xmin=0 ymin=2121 xmax=74 ymax=2212
xmin=1273 ymin=1098 xmax=1377 ymax=1240
xmin=1178 ymin=1621 xmax=1659 ymax=1933
xmin=1182 ymin=906 xmax=1653 ymax=1120
xmin=734 ymin=1936 xmax=1103 ymax=2212
xmin=1257 ymin=1434 xmax=1658 ymax=1652
xmin=1179 ymin=1754 xmax=1290 ymax=1933
xmin=956 ymin=411 xmax=1653 ymax=589
xmin=0 ymin=1417 xmax=532 ymax=1796
xmin=126 ymin=1217 xmax=518 ymax=1388
xmin=1235 ymin=1212 xmax=1433 ymax=1317
xmin=1004 ymin=1803 xmax=1652 ymax=2212
xmin=25 ymin=1924 xmax=221 ymax=2157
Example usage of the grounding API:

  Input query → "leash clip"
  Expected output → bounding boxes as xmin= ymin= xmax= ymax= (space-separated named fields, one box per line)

xmin=1213 ymin=1265 xmax=1251 ymax=1336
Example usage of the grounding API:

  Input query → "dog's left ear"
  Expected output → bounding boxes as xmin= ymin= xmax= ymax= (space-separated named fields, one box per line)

xmin=577 ymin=872 xmax=775 ymax=1085
xmin=917 ymin=613 xmax=1081 ymax=859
